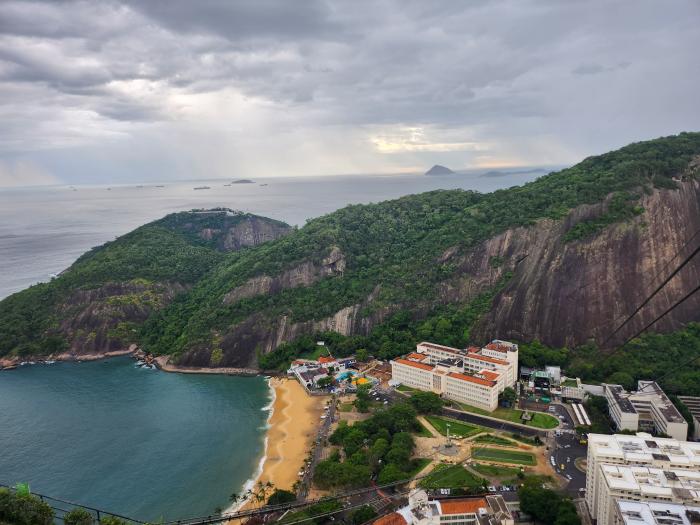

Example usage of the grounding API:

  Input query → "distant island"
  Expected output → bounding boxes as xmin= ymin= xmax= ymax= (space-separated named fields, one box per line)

xmin=232 ymin=179 xmax=255 ymax=184
xmin=425 ymin=164 xmax=455 ymax=175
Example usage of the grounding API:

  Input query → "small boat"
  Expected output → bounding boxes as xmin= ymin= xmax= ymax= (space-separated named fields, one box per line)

xmin=44 ymin=360 xmax=56 ymax=365
xmin=193 ymin=186 xmax=211 ymax=190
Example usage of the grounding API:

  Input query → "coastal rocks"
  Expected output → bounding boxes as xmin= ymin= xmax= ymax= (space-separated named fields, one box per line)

xmin=223 ymin=247 xmax=346 ymax=304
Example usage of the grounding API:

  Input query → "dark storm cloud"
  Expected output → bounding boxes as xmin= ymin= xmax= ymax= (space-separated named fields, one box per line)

xmin=0 ymin=0 xmax=698 ymax=184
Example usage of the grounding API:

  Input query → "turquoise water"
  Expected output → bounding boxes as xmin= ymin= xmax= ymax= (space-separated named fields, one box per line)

xmin=0 ymin=357 xmax=270 ymax=522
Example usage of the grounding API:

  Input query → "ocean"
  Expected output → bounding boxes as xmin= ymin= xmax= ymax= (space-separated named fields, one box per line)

xmin=0 ymin=170 xmax=543 ymax=519
xmin=0 ymin=357 xmax=270 ymax=522
xmin=0 ymin=171 xmax=543 ymax=300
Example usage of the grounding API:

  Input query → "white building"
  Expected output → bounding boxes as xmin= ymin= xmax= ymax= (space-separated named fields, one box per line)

xmin=391 ymin=340 xmax=519 ymax=412
xmin=585 ymin=433 xmax=700 ymax=520
xmin=614 ymin=500 xmax=700 ymax=525
xmin=373 ymin=489 xmax=513 ymax=525
xmin=678 ymin=396 xmax=700 ymax=442
xmin=605 ymin=382 xmax=688 ymax=441
xmin=594 ymin=465 xmax=700 ymax=525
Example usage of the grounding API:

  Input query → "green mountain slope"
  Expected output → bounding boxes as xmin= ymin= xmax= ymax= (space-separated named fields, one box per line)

xmin=2 ymin=133 xmax=699 ymax=371
xmin=0 ymin=210 xmax=291 ymax=359
xmin=137 ymin=132 xmax=700 ymax=367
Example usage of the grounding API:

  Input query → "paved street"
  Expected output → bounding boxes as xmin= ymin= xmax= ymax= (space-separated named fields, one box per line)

xmin=298 ymin=398 xmax=336 ymax=501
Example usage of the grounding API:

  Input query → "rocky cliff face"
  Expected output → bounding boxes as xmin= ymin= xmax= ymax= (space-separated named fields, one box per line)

xmin=223 ymin=246 xmax=346 ymax=304
xmin=471 ymin=179 xmax=700 ymax=348
xmin=183 ymin=180 xmax=699 ymax=368
xmin=55 ymin=280 xmax=187 ymax=355
xmin=187 ymin=213 xmax=291 ymax=252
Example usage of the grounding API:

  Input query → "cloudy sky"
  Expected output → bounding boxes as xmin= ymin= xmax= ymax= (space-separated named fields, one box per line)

xmin=0 ymin=0 xmax=698 ymax=186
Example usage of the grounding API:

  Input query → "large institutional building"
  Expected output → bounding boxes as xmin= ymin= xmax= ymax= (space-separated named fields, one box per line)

xmin=586 ymin=433 xmax=700 ymax=525
xmin=605 ymin=381 xmax=688 ymax=441
xmin=614 ymin=500 xmax=700 ymax=525
xmin=390 ymin=340 xmax=518 ymax=412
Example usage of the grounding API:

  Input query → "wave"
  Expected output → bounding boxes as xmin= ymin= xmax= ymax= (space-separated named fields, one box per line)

xmin=224 ymin=377 xmax=276 ymax=515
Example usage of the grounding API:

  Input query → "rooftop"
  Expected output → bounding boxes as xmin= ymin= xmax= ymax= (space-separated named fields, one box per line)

xmin=466 ymin=351 xmax=509 ymax=366
xmin=448 ymin=371 xmax=497 ymax=388
xmin=616 ymin=500 xmax=700 ymax=525
xmin=394 ymin=358 xmax=435 ymax=372
xmin=678 ymin=396 xmax=700 ymax=419
xmin=588 ymin=434 xmax=700 ymax=467
xmin=607 ymin=383 xmax=638 ymax=414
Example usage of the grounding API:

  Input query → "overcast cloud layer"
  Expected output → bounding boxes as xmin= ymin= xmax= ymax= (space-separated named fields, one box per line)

xmin=0 ymin=0 xmax=698 ymax=186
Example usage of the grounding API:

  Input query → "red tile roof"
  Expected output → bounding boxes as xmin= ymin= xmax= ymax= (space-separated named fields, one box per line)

xmin=479 ymin=370 xmax=501 ymax=381
xmin=373 ymin=512 xmax=407 ymax=525
xmin=318 ymin=356 xmax=335 ymax=364
xmin=439 ymin=498 xmax=487 ymax=515
xmin=467 ymin=351 xmax=508 ymax=365
xmin=406 ymin=352 xmax=428 ymax=361
xmin=485 ymin=343 xmax=509 ymax=353
xmin=448 ymin=372 xmax=496 ymax=387
xmin=394 ymin=358 xmax=434 ymax=372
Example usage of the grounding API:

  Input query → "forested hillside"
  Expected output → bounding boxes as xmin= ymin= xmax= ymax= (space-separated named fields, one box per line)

xmin=0 ymin=210 xmax=291 ymax=359
xmin=1 ymin=133 xmax=699 ymax=378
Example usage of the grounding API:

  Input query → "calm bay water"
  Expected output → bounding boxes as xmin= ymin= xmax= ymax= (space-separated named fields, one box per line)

xmin=0 ymin=358 xmax=269 ymax=521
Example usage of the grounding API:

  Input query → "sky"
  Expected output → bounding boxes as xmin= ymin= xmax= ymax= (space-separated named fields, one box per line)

xmin=0 ymin=0 xmax=698 ymax=187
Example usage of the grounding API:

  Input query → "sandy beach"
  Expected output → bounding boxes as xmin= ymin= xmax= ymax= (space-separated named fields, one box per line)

xmin=230 ymin=378 xmax=325 ymax=520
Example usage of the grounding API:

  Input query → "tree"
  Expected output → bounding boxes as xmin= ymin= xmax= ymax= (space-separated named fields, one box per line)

xmin=351 ymin=505 xmax=377 ymax=524
xmin=317 ymin=375 xmax=334 ymax=388
xmin=354 ymin=384 xmax=371 ymax=412
xmin=267 ymin=489 xmax=296 ymax=505
xmin=606 ymin=371 xmax=634 ymax=390
xmin=500 ymin=387 xmax=517 ymax=406
xmin=356 ymin=348 xmax=369 ymax=362
xmin=409 ymin=391 xmax=444 ymax=414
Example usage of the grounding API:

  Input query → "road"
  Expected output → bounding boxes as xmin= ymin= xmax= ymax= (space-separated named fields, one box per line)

xmin=298 ymin=398 xmax=336 ymax=501
xmin=545 ymin=403 xmax=588 ymax=496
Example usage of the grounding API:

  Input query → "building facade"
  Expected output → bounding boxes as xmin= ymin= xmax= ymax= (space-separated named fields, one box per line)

xmin=613 ymin=500 xmax=700 ymax=525
xmin=585 ymin=433 xmax=700 ymax=522
xmin=605 ymin=382 xmax=688 ymax=441
xmin=390 ymin=340 xmax=518 ymax=412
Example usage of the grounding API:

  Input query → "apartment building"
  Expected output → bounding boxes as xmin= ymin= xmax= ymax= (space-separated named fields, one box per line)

xmin=594 ymin=465 xmax=700 ymax=525
xmin=391 ymin=340 xmax=518 ymax=412
xmin=605 ymin=382 xmax=688 ymax=441
xmin=585 ymin=433 xmax=700 ymax=518
xmin=678 ymin=397 xmax=700 ymax=441
xmin=373 ymin=489 xmax=513 ymax=525
xmin=613 ymin=500 xmax=700 ymax=525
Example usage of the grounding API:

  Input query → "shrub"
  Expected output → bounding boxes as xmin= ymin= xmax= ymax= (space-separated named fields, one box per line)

xmin=65 ymin=507 xmax=95 ymax=525
xmin=0 ymin=488 xmax=54 ymax=525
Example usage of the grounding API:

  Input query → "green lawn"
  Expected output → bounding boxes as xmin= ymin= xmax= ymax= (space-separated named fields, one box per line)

xmin=339 ymin=402 xmax=354 ymax=412
xmin=471 ymin=463 xmax=522 ymax=479
xmin=472 ymin=448 xmax=537 ymax=466
xmin=397 ymin=384 xmax=420 ymax=393
xmin=451 ymin=402 xmax=559 ymax=429
xmin=407 ymin=458 xmax=432 ymax=477
xmin=425 ymin=416 xmax=482 ymax=438
xmin=414 ymin=421 xmax=434 ymax=438
xmin=561 ymin=379 xmax=578 ymax=388
xmin=419 ymin=463 xmax=486 ymax=490
xmin=473 ymin=434 xmax=516 ymax=446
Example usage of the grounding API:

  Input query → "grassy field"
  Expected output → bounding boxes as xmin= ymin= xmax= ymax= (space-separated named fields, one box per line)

xmin=397 ymin=384 xmax=420 ymax=393
xmin=472 ymin=447 xmax=537 ymax=465
xmin=425 ymin=416 xmax=482 ymax=438
xmin=471 ymin=463 xmax=522 ymax=479
xmin=473 ymin=434 xmax=516 ymax=446
xmin=452 ymin=402 xmax=559 ymax=429
xmin=339 ymin=402 xmax=354 ymax=412
xmin=414 ymin=421 xmax=435 ymax=437
xmin=419 ymin=463 xmax=486 ymax=490
xmin=407 ymin=458 xmax=432 ymax=477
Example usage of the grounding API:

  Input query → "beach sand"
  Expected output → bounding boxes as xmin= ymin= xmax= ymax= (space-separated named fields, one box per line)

xmin=230 ymin=378 xmax=325 ymax=521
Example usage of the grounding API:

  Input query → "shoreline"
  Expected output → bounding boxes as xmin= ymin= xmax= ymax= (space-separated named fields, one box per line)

xmin=0 ymin=347 xmax=137 ymax=369
xmin=228 ymin=377 xmax=325 ymax=520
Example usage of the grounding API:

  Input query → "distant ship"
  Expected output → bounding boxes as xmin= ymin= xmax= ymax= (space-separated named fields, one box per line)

xmin=193 ymin=186 xmax=211 ymax=190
